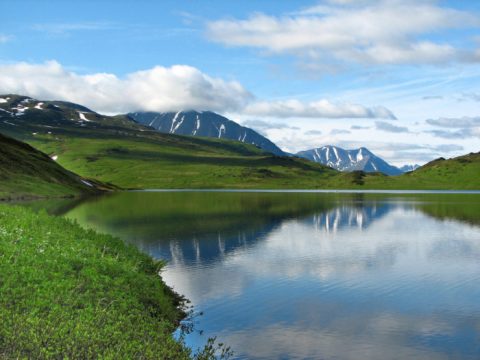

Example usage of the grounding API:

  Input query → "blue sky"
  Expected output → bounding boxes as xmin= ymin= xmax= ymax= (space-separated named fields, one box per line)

xmin=1 ymin=0 xmax=479 ymax=165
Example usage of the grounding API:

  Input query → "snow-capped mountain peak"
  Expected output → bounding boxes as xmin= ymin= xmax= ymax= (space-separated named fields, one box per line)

xmin=128 ymin=110 xmax=285 ymax=156
xmin=296 ymin=145 xmax=403 ymax=175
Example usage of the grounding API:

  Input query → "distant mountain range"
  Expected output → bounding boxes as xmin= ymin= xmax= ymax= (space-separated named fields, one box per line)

xmin=0 ymin=94 xmax=478 ymax=191
xmin=128 ymin=111 xmax=285 ymax=156
xmin=0 ymin=95 xmax=417 ymax=176
xmin=399 ymin=164 xmax=421 ymax=172
xmin=296 ymin=145 xmax=403 ymax=176
xmin=128 ymin=111 xmax=421 ymax=175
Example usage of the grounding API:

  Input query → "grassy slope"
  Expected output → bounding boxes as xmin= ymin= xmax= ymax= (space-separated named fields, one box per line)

xmin=0 ymin=94 xmax=478 ymax=190
xmin=364 ymin=152 xmax=480 ymax=190
xmin=0 ymin=132 xmax=106 ymax=200
xmin=0 ymin=205 xmax=190 ymax=359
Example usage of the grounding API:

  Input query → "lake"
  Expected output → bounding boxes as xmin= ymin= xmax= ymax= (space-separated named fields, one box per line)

xmin=28 ymin=191 xmax=480 ymax=359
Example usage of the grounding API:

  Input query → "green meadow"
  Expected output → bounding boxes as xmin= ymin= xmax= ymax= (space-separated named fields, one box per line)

xmin=0 ymin=205 xmax=233 ymax=359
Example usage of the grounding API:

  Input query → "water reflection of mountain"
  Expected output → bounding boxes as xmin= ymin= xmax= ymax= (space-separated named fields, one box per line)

xmin=303 ymin=203 xmax=392 ymax=233
xmin=137 ymin=221 xmax=281 ymax=266
xmin=137 ymin=203 xmax=396 ymax=266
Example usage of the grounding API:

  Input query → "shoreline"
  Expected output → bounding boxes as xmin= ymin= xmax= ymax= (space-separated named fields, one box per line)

xmin=2 ymin=187 xmax=479 ymax=203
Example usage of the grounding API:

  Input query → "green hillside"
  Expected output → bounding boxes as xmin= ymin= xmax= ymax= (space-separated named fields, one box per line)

xmin=364 ymin=152 xmax=480 ymax=190
xmin=0 ymin=94 xmax=478 ymax=190
xmin=0 ymin=95 xmax=357 ymax=189
xmin=0 ymin=132 xmax=108 ymax=200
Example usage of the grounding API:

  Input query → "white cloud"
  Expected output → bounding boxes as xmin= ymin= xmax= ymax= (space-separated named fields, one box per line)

xmin=244 ymin=99 xmax=396 ymax=119
xmin=426 ymin=117 xmax=480 ymax=128
xmin=0 ymin=60 xmax=396 ymax=119
xmin=375 ymin=121 xmax=410 ymax=133
xmin=0 ymin=60 xmax=252 ymax=114
xmin=241 ymin=119 xmax=299 ymax=131
xmin=206 ymin=0 xmax=480 ymax=66
xmin=426 ymin=128 xmax=479 ymax=139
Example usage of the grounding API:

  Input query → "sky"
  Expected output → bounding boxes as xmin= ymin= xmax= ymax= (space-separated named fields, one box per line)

xmin=1 ymin=0 xmax=479 ymax=166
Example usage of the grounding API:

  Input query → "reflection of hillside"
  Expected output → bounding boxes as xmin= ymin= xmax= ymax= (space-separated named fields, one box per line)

xmin=138 ymin=221 xmax=280 ymax=265
xmin=20 ymin=191 xmax=480 ymax=268
xmin=417 ymin=197 xmax=480 ymax=227
xmin=303 ymin=204 xmax=392 ymax=233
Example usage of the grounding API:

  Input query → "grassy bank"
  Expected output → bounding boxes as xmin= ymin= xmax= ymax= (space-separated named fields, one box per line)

xmin=0 ymin=205 xmax=207 ymax=359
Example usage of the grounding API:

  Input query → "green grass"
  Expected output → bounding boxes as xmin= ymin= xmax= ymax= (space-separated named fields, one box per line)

xmin=0 ymin=205 xmax=232 ymax=359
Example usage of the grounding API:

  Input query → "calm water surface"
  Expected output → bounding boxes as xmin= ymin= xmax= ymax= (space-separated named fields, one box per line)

xmin=29 ymin=191 xmax=480 ymax=359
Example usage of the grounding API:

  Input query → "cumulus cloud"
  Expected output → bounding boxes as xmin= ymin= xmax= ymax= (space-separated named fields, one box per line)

xmin=244 ymin=99 xmax=396 ymax=119
xmin=206 ymin=0 xmax=480 ymax=67
xmin=375 ymin=121 xmax=409 ymax=133
xmin=0 ymin=60 xmax=252 ymax=114
xmin=0 ymin=60 xmax=396 ymax=119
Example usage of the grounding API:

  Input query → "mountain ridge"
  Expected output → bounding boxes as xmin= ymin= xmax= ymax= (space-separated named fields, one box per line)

xmin=128 ymin=110 xmax=285 ymax=156
xmin=296 ymin=145 xmax=403 ymax=176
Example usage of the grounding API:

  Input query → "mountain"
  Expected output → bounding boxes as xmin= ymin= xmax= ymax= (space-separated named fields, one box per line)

xmin=128 ymin=111 xmax=285 ymax=156
xmin=400 ymin=164 xmax=421 ymax=172
xmin=0 ymin=131 xmax=106 ymax=200
xmin=1 ymin=94 xmax=477 ymax=191
xmin=0 ymin=94 xmax=350 ymax=190
xmin=296 ymin=145 xmax=403 ymax=176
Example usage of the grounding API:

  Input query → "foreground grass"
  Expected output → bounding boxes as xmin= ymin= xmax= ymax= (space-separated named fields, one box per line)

xmin=0 ymin=205 xmax=211 ymax=359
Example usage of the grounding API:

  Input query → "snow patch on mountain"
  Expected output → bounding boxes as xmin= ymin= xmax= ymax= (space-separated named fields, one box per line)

xmin=78 ymin=112 xmax=91 ymax=122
